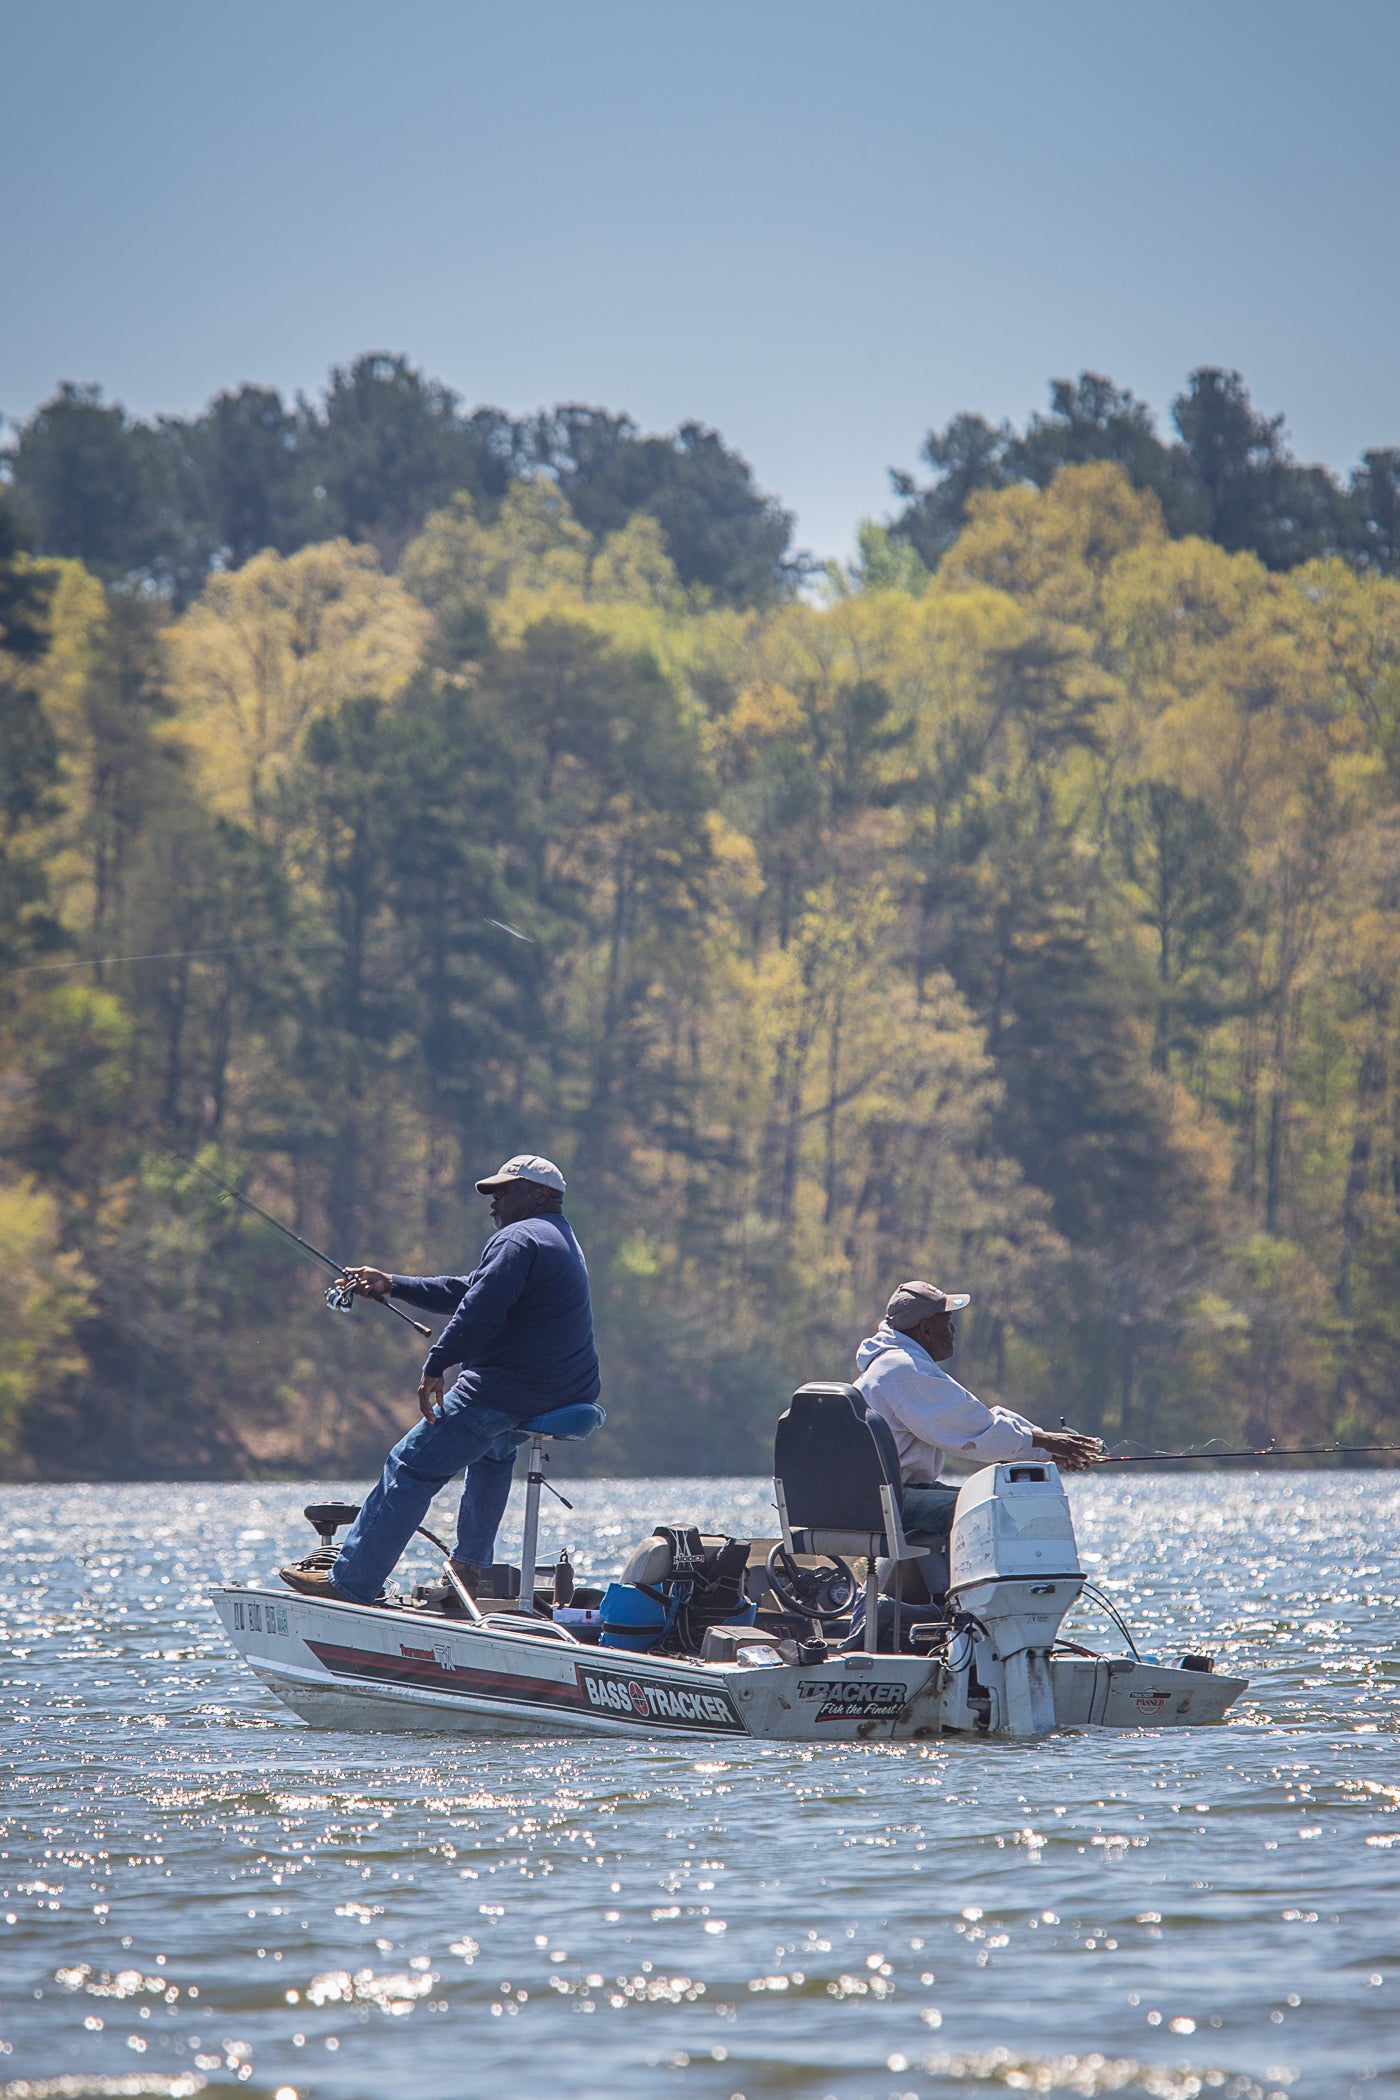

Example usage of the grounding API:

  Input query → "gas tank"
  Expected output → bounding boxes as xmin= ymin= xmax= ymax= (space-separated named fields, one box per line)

xmin=949 ymin=1460 xmax=1082 ymax=1589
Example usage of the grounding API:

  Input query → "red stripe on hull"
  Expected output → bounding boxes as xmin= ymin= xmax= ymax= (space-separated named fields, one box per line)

xmin=306 ymin=1640 xmax=582 ymax=1710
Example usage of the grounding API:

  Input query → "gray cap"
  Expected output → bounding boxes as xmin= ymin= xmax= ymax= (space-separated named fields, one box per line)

xmin=475 ymin=1152 xmax=567 ymax=1195
xmin=885 ymin=1279 xmax=970 ymax=1331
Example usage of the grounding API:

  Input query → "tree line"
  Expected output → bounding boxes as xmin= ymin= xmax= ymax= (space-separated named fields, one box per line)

xmin=891 ymin=368 xmax=1400 ymax=578
xmin=8 ymin=355 xmax=1399 ymax=611
xmin=2 ymin=355 xmax=1399 ymax=1479
xmin=1 ymin=355 xmax=798 ymax=610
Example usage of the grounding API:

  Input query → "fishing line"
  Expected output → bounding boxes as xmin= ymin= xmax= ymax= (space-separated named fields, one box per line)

xmin=14 ymin=939 xmax=340 ymax=976
xmin=15 ymin=916 xmax=537 ymax=976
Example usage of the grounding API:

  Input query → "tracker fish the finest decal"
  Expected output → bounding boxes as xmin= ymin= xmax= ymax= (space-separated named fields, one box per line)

xmin=797 ymin=1677 xmax=908 ymax=1723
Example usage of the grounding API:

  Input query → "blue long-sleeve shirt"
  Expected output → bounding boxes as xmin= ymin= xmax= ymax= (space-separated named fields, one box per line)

xmin=390 ymin=1213 xmax=600 ymax=1424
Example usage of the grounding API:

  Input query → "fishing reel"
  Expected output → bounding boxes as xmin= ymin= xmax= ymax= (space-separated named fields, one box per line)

xmin=325 ymin=1280 xmax=357 ymax=1314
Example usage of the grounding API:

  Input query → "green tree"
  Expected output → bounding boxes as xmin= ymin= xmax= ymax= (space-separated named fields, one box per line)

xmin=307 ymin=354 xmax=513 ymax=566
xmin=0 ymin=1172 xmax=92 ymax=1469
xmin=1351 ymin=450 xmax=1400 ymax=578
xmin=0 ymin=506 xmax=61 ymax=975
xmin=1117 ymin=780 xmax=1243 ymax=1072
xmin=892 ymin=366 xmax=1374 ymax=581
xmin=890 ymin=411 xmax=1015 ymax=568
xmin=166 ymin=538 xmax=429 ymax=831
xmin=826 ymin=521 xmax=929 ymax=597
xmin=401 ymin=483 xmax=593 ymax=608
xmin=4 ymin=384 xmax=162 ymax=578
xmin=1170 ymin=366 xmax=1351 ymax=571
xmin=279 ymin=681 xmax=533 ymax=1252
xmin=527 ymin=407 xmax=798 ymax=604
xmin=161 ymin=384 xmax=318 ymax=586
xmin=1007 ymin=373 xmax=1199 ymax=532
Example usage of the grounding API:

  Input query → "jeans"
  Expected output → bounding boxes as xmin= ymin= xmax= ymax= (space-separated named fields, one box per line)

xmin=900 ymin=1481 xmax=961 ymax=1598
xmin=332 ymin=1391 xmax=527 ymax=1604
xmin=845 ymin=1483 xmax=962 ymax=1649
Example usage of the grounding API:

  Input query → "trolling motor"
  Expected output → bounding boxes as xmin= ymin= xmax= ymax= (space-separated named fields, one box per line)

xmin=295 ymin=1501 xmax=361 ymax=1573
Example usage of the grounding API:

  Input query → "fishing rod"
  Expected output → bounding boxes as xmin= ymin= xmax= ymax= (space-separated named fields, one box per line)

xmin=1095 ymin=1441 xmax=1400 ymax=1464
xmin=168 ymin=1150 xmax=433 ymax=1339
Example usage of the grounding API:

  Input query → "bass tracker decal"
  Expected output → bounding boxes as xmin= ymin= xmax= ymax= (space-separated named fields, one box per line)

xmin=576 ymin=1663 xmax=748 ymax=1732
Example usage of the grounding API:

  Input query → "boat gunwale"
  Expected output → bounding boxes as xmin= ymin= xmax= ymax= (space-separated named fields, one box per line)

xmin=211 ymin=1582 xmax=766 ymax=1680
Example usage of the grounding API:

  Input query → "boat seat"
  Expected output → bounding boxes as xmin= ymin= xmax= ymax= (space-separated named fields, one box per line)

xmin=774 ymin=1382 xmax=939 ymax=1655
xmin=509 ymin=1403 xmax=606 ymax=1620
xmin=774 ymin=1382 xmax=925 ymax=1564
xmin=518 ymin=1402 xmax=606 ymax=1440
xmin=622 ymin=1530 xmax=731 ymax=1586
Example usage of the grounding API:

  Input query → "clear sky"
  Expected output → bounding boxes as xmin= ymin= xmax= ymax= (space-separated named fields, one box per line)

xmin=3 ymin=0 xmax=1398 ymax=563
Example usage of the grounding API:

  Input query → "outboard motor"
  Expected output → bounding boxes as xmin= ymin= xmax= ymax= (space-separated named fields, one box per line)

xmin=947 ymin=1462 xmax=1083 ymax=1736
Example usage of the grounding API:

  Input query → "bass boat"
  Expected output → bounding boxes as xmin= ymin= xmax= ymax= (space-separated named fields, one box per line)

xmin=214 ymin=1383 xmax=1246 ymax=1742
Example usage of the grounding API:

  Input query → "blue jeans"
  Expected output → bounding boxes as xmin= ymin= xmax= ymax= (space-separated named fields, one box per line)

xmin=900 ymin=1482 xmax=961 ymax=1598
xmin=332 ymin=1392 xmax=526 ymax=1604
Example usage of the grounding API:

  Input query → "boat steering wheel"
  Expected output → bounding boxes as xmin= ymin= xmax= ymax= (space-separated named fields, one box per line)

xmin=764 ymin=1542 xmax=857 ymax=1621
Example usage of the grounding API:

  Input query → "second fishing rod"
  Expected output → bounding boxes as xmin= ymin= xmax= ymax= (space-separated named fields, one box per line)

xmin=1094 ymin=1440 xmax=1400 ymax=1464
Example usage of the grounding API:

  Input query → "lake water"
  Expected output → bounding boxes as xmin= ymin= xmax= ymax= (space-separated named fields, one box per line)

xmin=1 ymin=1472 xmax=1398 ymax=2100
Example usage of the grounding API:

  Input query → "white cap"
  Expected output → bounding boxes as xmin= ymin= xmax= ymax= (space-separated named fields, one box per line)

xmin=475 ymin=1153 xmax=567 ymax=1195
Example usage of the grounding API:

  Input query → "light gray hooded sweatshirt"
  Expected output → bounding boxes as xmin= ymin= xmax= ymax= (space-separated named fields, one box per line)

xmin=854 ymin=1320 xmax=1039 ymax=1484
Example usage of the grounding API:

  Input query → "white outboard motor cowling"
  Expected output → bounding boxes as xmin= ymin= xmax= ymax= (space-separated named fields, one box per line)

xmin=948 ymin=1461 xmax=1083 ymax=1736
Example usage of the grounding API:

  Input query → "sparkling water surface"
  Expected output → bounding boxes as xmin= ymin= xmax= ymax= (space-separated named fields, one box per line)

xmin=1 ymin=1473 xmax=1398 ymax=2100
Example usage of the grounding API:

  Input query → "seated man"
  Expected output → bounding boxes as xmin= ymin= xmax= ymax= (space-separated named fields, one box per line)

xmin=855 ymin=1279 xmax=1101 ymax=1595
xmin=282 ymin=1153 xmax=600 ymax=1606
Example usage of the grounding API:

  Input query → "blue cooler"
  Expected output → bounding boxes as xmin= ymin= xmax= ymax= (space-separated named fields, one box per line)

xmin=598 ymin=1582 xmax=670 ymax=1651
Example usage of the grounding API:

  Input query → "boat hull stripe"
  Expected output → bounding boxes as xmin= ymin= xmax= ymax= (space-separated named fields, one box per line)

xmin=306 ymin=1640 xmax=580 ymax=1709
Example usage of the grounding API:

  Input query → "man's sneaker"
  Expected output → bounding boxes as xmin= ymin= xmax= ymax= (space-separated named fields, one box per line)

xmin=280 ymin=1564 xmax=353 ymax=1601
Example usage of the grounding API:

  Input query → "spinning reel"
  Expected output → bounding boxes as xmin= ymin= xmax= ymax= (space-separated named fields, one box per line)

xmin=764 ymin=1542 xmax=858 ymax=1621
xmin=325 ymin=1280 xmax=357 ymax=1314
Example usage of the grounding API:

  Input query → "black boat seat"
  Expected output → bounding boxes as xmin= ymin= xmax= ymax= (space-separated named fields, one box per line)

xmin=774 ymin=1382 xmax=941 ymax=1656
xmin=773 ymin=1382 xmax=930 ymax=1564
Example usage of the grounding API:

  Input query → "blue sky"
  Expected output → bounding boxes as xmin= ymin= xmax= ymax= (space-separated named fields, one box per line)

xmin=3 ymin=0 xmax=1398 ymax=561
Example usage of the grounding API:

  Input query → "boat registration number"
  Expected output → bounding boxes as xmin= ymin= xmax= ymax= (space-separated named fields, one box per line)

xmin=576 ymin=1664 xmax=746 ymax=1732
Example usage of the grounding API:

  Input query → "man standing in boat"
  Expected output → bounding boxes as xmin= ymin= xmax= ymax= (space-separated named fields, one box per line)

xmin=281 ymin=1153 xmax=600 ymax=1605
xmin=855 ymin=1280 xmax=1100 ymax=1591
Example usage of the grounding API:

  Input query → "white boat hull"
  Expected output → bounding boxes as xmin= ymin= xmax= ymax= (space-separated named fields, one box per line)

xmin=211 ymin=1588 xmax=1246 ymax=1742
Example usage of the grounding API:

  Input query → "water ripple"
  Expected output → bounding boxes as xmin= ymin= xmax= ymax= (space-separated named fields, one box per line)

xmin=0 ymin=1474 xmax=1397 ymax=2097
